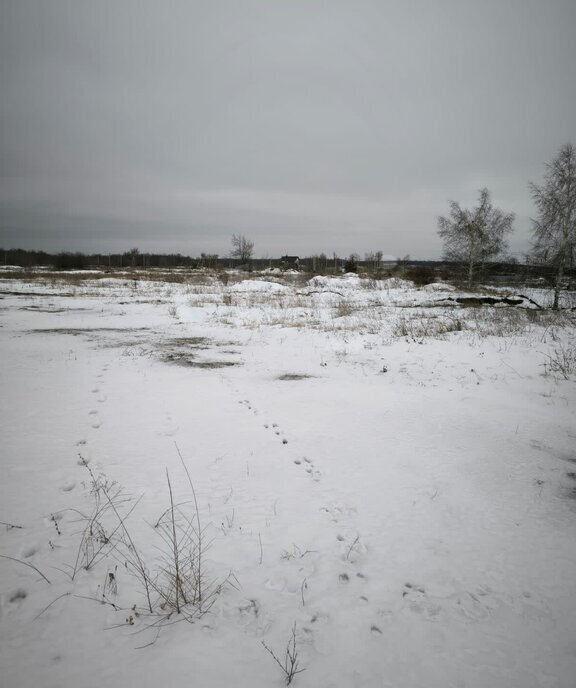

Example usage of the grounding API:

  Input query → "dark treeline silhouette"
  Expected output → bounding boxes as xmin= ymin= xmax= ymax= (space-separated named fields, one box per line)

xmin=1 ymin=248 xmax=574 ymax=288
xmin=1 ymin=249 xmax=198 ymax=270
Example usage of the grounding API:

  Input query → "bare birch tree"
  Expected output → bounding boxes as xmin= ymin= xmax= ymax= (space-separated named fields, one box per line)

xmin=230 ymin=234 xmax=254 ymax=267
xmin=530 ymin=143 xmax=576 ymax=309
xmin=437 ymin=188 xmax=514 ymax=285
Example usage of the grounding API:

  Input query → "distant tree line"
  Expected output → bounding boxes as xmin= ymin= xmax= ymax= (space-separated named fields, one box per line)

xmin=0 ymin=249 xmax=199 ymax=270
xmin=2 ymin=246 xmax=569 ymax=288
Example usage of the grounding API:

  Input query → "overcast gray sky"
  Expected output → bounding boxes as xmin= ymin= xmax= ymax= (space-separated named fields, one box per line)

xmin=1 ymin=0 xmax=575 ymax=259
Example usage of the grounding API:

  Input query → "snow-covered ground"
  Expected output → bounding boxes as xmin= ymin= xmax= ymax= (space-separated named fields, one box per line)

xmin=1 ymin=272 xmax=575 ymax=688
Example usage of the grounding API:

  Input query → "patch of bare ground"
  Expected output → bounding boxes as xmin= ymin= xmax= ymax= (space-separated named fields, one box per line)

xmin=165 ymin=358 xmax=241 ymax=369
xmin=27 ymin=327 xmax=151 ymax=335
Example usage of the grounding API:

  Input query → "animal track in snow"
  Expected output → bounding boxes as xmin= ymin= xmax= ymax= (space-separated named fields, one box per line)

xmin=402 ymin=582 xmax=425 ymax=598
xmin=236 ymin=396 xmax=290 ymax=445
xmin=22 ymin=545 xmax=39 ymax=558
xmin=262 ymin=417 xmax=288 ymax=445
xmin=8 ymin=589 xmax=27 ymax=604
xmin=237 ymin=397 xmax=259 ymax=417
xmin=234 ymin=598 xmax=273 ymax=637
xmin=320 ymin=502 xmax=356 ymax=523
xmin=339 ymin=570 xmax=367 ymax=586
xmin=310 ymin=611 xmax=329 ymax=624
xmin=402 ymin=583 xmax=443 ymax=621
xmin=294 ymin=456 xmax=321 ymax=480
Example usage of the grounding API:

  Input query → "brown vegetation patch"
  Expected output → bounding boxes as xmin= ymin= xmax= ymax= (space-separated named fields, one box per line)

xmin=163 ymin=336 xmax=212 ymax=349
xmin=28 ymin=327 xmax=150 ymax=335
xmin=1 ymin=290 xmax=77 ymax=297
xmin=165 ymin=358 xmax=241 ymax=369
xmin=19 ymin=305 xmax=92 ymax=313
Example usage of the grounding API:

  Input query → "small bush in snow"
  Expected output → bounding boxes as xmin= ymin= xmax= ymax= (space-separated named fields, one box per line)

xmin=68 ymin=451 xmax=227 ymax=625
xmin=543 ymin=343 xmax=576 ymax=379
xmin=262 ymin=622 xmax=306 ymax=685
xmin=334 ymin=299 xmax=354 ymax=318
xmin=392 ymin=312 xmax=464 ymax=341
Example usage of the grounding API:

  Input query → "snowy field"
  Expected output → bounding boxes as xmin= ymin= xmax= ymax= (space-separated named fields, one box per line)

xmin=1 ymin=270 xmax=576 ymax=688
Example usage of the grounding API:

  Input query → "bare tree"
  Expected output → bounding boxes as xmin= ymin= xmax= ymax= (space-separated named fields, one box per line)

xmin=230 ymin=234 xmax=254 ymax=267
xmin=437 ymin=188 xmax=514 ymax=286
xmin=129 ymin=247 xmax=140 ymax=268
xmin=530 ymin=143 xmax=576 ymax=309
xmin=310 ymin=253 xmax=328 ymax=273
xmin=200 ymin=253 xmax=219 ymax=269
xmin=365 ymin=250 xmax=383 ymax=272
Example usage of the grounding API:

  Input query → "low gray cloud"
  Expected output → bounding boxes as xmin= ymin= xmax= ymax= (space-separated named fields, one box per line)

xmin=1 ymin=0 xmax=575 ymax=259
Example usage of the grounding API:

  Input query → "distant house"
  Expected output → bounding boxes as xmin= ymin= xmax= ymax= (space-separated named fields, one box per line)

xmin=281 ymin=255 xmax=300 ymax=270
